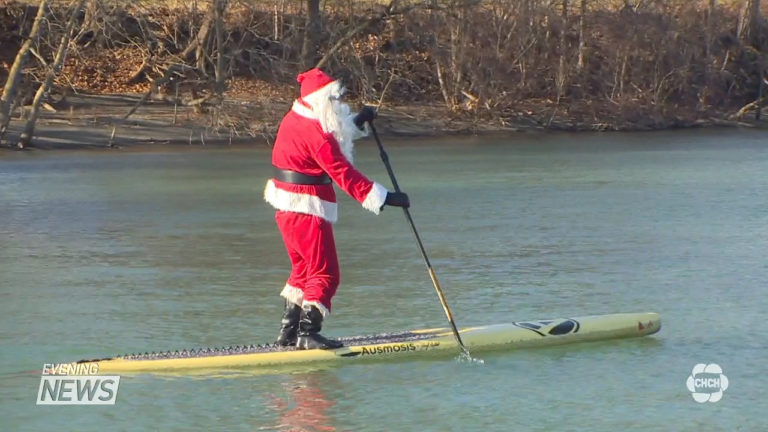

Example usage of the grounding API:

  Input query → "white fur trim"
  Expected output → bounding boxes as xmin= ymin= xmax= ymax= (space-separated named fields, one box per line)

xmin=280 ymin=284 xmax=304 ymax=306
xmin=303 ymin=300 xmax=331 ymax=318
xmin=264 ymin=179 xmax=338 ymax=223
xmin=291 ymin=100 xmax=317 ymax=119
xmin=362 ymin=182 xmax=388 ymax=215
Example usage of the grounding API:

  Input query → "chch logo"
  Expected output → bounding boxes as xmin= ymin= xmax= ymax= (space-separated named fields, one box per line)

xmin=686 ymin=363 xmax=728 ymax=403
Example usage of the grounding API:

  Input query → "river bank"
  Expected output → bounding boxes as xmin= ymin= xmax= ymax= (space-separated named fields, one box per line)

xmin=2 ymin=0 xmax=767 ymax=151
xmin=1 ymin=91 xmax=766 ymax=152
xmin=0 ymin=92 xmax=515 ymax=151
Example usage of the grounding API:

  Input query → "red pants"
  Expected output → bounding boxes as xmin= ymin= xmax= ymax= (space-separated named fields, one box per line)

xmin=275 ymin=211 xmax=340 ymax=315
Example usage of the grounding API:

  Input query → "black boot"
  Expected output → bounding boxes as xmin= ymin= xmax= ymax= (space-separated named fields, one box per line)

xmin=296 ymin=305 xmax=343 ymax=350
xmin=275 ymin=301 xmax=301 ymax=347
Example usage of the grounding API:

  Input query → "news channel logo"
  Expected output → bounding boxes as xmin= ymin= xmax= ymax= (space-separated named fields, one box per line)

xmin=37 ymin=363 xmax=120 ymax=405
xmin=686 ymin=363 xmax=728 ymax=403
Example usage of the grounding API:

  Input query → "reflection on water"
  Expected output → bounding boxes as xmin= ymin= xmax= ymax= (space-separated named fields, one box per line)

xmin=266 ymin=374 xmax=337 ymax=432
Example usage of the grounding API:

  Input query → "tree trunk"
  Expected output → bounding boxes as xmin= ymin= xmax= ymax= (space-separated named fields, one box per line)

xmin=435 ymin=59 xmax=453 ymax=110
xmin=273 ymin=0 xmax=284 ymax=41
xmin=301 ymin=0 xmax=321 ymax=70
xmin=74 ymin=0 xmax=105 ymax=47
xmin=747 ymin=0 xmax=762 ymax=47
xmin=213 ymin=0 xmax=228 ymax=95
xmin=18 ymin=0 xmax=85 ymax=149
xmin=180 ymin=2 xmax=215 ymax=66
xmin=0 ymin=0 xmax=49 ymax=141
xmin=449 ymin=7 xmax=465 ymax=109
xmin=738 ymin=0 xmax=762 ymax=45
xmin=704 ymin=0 xmax=716 ymax=105
xmin=706 ymin=0 xmax=715 ymax=61
xmin=556 ymin=0 xmax=568 ymax=101
xmin=577 ymin=0 xmax=586 ymax=72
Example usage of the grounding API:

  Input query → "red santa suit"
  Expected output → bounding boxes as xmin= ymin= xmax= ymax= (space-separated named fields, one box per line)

xmin=264 ymin=69 xmax=388 ymax=318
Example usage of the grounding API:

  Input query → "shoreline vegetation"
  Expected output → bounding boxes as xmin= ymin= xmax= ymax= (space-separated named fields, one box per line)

xmin=1 ymin=0 xmax=767 ymax=151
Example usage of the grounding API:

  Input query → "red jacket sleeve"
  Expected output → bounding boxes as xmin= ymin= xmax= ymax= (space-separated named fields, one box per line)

xmin=312 ymin=133 xmax=388 ymax=212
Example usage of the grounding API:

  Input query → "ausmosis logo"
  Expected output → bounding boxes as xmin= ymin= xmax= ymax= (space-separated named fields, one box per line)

xmin=686 ymin=363 xmax=728 ymax=403
xmin=37 ymin=363 xmax=120 ymax=405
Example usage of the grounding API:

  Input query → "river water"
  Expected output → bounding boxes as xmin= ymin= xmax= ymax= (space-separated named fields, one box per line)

xmin=1 ymin=129 xmax=766 ymax=430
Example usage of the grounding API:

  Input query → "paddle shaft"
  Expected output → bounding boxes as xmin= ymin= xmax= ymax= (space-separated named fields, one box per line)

xmin=368 ymin=123 xmax=470 ymax=356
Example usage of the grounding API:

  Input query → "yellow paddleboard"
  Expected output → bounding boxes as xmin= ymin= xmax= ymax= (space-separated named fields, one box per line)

xmin=74 ymin=312 xmax=660 ymax=374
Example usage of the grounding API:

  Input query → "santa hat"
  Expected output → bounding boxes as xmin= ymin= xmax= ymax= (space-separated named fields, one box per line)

xmin=297 ymin=68 xmax=337 ymax=98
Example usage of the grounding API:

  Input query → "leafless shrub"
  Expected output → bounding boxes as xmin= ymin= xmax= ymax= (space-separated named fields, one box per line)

xmin=1 ymin=0 xmax=766 ymax=136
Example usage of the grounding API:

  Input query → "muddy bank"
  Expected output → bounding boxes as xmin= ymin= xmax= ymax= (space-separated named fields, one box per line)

xmin=0 ymin=92 xmax=551 ymax=151
xmin=3 ymin=91 xmax=765 ymax=152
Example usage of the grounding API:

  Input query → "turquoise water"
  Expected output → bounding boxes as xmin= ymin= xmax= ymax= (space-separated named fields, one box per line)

xmin=1 ymin=129 xmax=766 ymax=430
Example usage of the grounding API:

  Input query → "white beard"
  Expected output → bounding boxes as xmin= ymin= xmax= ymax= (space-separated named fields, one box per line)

xmin=302 ymin=82 xmax=368 ymax=164
xmin=318 ymin=99 xmax=366 ymax=163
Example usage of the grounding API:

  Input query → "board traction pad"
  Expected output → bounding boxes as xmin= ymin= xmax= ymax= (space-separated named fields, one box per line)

xmin=80 ymin=330 xmax=438 ymax=362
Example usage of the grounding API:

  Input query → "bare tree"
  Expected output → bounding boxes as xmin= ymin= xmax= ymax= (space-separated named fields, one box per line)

xmin=18 ymin=0 xmax=86 ymax=149
xmin=301 ymin=0 xmax=321 ymax=70
xmin=180 ymin=1 xmax=217 ymax=70
xmin=740 ymin=0 xmax=764 ymax=47
xmin=706 ymin=0 xmax=716 ymax=60
xmin=577 ymin=0 xmax=587 ymax=72
xmin=556 ymin=0 xmax=569 ymax=101
xmin=431 ymin=1 xmax=482 ymax=111
xmin=315 ymin=1 xmax=413 ymax=70
xmin=703 ymin=0 xmax=716 ymax=105
xmin=213 ymin=0 xmax=228 ymax=95
xmin=0 ymin=0 xmax=49 ymax=141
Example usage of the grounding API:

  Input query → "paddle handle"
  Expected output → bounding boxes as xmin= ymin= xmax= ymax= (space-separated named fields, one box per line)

xmin=369 ymin=123 xmax=470 ymax=356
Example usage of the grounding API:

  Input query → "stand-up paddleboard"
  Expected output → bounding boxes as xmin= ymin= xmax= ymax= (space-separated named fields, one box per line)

xmin=75 ymin=312 xmax=660 ymax=373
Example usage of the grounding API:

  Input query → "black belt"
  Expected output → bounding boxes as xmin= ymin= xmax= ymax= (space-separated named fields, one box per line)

xmin=273 ymin=167 xmax=331 ymax=185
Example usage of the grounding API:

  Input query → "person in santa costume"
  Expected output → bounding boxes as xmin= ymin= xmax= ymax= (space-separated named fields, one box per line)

xmin=264 ymin=68 xmax=410 ymax=350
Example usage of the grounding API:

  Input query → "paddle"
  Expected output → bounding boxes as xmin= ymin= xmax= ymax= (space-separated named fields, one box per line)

xmin=368 ymin=121 xmax=472 ymax=358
